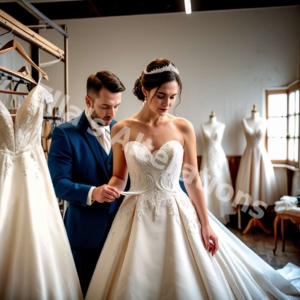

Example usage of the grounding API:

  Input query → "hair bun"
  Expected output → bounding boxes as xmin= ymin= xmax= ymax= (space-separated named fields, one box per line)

xmin=132 ymin=74 xmax=145 ymax=101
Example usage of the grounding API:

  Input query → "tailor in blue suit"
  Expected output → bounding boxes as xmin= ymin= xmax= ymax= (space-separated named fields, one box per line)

xmin=48 ymin=111 xmax=127 ymax=296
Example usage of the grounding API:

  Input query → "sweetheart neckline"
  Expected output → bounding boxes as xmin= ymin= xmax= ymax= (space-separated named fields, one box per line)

xmin=202 ymin=124 xmax=224 ymax=136
xmin=203 ymin=128 xmax=221 ymax=139
xmin=243 ymin=119 xmax=266 ymax=134
xmin=0 ymin=85 xmax=40 ymax=130
xmin=125 ymin=140 xmax=183 ymax=155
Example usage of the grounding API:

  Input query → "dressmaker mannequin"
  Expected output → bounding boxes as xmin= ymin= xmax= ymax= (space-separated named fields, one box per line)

xmin=243 ymin=104 xmax=267 ymax=133
xmin=201 ymin=111 xmax=225 ymax=135
xmin=200 ymin=111 xmax=235 ymax=224
xmin=235 ymin=104 xmax=278 ymax=234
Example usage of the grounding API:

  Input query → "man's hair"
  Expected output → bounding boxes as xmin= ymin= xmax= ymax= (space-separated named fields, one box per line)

xmin=87 ymin=70 xmax=125 ymax=95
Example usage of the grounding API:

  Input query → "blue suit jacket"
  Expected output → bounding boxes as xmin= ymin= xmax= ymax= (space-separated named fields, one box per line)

xmin=48 ymin=111 xmax=124 ymax=249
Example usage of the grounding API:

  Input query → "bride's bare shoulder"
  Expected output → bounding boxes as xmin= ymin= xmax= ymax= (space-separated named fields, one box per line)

xmin=112 ymin=117 xmax=139 ymax=133
xmin=173 ymin=117 xmax=194 ymax=132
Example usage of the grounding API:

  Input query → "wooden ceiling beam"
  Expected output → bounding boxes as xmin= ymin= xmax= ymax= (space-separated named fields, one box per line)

xmin=87 ymin=0 xmax=102 ymax=17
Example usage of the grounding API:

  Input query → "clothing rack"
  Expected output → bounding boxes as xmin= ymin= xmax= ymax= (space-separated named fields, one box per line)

xmin=0 ymin=71 xmax=31 ymax=89
xmin=0 ymin=8 xmax=65 ymax=60
xmin=0 ymin=71 xmax=29 ymax=85
xmin=0 ymin=7 xmax=69 ymax=121
xmin=0 ymin=4 xmax=68 ymax=215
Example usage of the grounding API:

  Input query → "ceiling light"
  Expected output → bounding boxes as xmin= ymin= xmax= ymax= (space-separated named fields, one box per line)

xmin=184 ymin=0 xmax=191 ymax=14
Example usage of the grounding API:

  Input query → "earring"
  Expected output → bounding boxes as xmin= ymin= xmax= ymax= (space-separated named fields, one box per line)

xmin=144 ymin=96 xmax=147 ymax=103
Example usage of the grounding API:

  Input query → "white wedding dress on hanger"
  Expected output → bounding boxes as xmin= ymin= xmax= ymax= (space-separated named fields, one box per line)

xmin=0 ymin=84 xmax=83 ymax=299
xmin=86 ymin=140 xmax=300 ymax=300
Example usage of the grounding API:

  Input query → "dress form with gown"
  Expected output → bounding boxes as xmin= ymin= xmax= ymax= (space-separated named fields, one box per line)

xmin=200 ymin=112 xmax=236 ymax=224
xmin=235 ymin=107 xmax=279 ymax=231
xmin=0 ymin=84 xmax=83 ymax=299
xmin=86 ymin=139 xmax=300 ymax=300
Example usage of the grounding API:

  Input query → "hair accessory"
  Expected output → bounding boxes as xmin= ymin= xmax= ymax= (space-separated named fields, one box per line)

xmin=144 ymin=63 xmax=179 ymax=75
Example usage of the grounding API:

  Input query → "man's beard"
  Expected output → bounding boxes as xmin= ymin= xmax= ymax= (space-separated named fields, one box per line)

xmin=87 ymin=107 xmax=98 ymax=119
xmin=88 ymin=107 xmax=108 ymax=125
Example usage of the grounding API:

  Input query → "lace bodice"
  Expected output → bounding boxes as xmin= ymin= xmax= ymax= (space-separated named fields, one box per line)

xmin=123 ymin=140 xmax=183 ymax=196
xmin=0 ymin=85 xmax=45 ymax=154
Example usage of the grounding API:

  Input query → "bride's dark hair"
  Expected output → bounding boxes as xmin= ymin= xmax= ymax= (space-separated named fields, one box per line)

xmin=133 ymin=58 xmax=182 ymax=109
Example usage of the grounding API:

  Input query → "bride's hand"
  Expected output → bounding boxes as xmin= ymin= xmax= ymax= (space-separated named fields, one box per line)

xmin=201 ymin=225 xmax=219 ymax=256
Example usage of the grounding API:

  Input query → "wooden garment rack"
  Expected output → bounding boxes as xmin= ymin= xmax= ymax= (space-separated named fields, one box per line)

xmin=0 ymin=6 xmax=69 ymax=121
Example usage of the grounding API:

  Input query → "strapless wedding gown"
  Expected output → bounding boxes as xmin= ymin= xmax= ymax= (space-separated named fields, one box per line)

xmin=86 ymin=140 xmax=300 ymax=300
xmin=235 ymin=120 xmax=279 ymax=206
xmin=0 ymin=85 xmax=83 ymax=299
xmin=200 ymin=126 xmax=235 ymax=224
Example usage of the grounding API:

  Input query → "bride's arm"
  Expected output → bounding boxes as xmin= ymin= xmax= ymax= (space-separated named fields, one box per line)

xmin=179 ymin=118 xmax=219 ymax=256
xmin=108 ymin=123 xmax=129 ymax=192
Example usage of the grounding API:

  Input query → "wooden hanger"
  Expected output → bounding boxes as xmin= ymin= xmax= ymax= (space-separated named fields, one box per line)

xmin=0 ymin=39 xmax=48 ymax=80
xmin=0 ymin=89 xmax=28 ymax=95
xmin=0 ymin=65 xmax=37 ymax=85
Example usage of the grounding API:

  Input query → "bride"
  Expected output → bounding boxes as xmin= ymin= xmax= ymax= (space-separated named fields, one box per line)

xmin=86 ymin=58 xmax=300 ymax=299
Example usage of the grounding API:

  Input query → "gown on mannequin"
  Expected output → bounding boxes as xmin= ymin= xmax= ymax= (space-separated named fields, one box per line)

xmin=0 ymin=85 xmax=83 ymax=299
xmin=86 ymin=140 xmax=300 ymax=300
xmin=235 ymin=111 xmax=279 ymax=207
xmin=200 ymin=115 xmax=235 ymax=224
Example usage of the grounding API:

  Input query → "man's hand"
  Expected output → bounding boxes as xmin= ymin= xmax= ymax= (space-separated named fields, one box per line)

xmin=92 ymin=185 xmax=120 ymax=203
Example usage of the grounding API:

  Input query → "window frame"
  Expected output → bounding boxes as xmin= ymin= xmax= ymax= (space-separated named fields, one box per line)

xmin=265 ymin=80 xmax=299 ymax=168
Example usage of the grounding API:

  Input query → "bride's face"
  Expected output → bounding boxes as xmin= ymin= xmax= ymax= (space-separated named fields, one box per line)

xmin=146 ymin=80 xmax=178 ymax=116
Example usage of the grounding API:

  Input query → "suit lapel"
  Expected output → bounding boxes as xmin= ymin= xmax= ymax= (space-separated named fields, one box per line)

xmin=78 ymin=112 xmax=109 ymax=180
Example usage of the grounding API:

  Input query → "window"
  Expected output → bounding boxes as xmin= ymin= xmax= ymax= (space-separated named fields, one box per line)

xmin=266 ymin=81 xmax=299 ymax=167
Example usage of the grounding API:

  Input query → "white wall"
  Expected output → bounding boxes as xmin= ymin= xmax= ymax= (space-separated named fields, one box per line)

xmin=1 ymin=6 xmax=299 ymax=156
xmin=0 ymin=6 xmax=298 ymax=196
xmin=38 ymin=6 xmax=299 ymax=157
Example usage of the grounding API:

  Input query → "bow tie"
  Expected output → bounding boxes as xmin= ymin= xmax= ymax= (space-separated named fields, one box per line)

xmin=95 ymin=121 xmax=106 ymax=126
xmin=93 ymin=118 xmax=107 ymax=126
xmin=90 ymin=118 xmax=110 ymax=132
xmin=93 ymin=125 xmax=110 ymax=137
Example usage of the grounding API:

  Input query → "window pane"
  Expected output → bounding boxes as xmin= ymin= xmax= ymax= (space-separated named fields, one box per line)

xmin=288 ymin=138 xmax=294 ymax=161
xmin=289 ymin=91 xmax=295 ymax=115
xmin=268 ymin=138 xmax=286 ymax=160
xmin=268 ymin=94 xmax=287 ymax=116
xmin=268 ymin=117 xmax=287 ymax=137
xmin=289 ymin=116 xmax=295 ymax=137
xmin=296 ymin=90 xmax=299 ymax=114
xmin=296 ymin=115 xmax=299 ymax=137
xmin=295 ymin=138 xmax=299 ymax=162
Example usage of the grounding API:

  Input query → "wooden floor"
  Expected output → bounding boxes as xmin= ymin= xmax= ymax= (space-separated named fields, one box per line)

xmin=226 ymin=219 xmax=300 ymax=270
